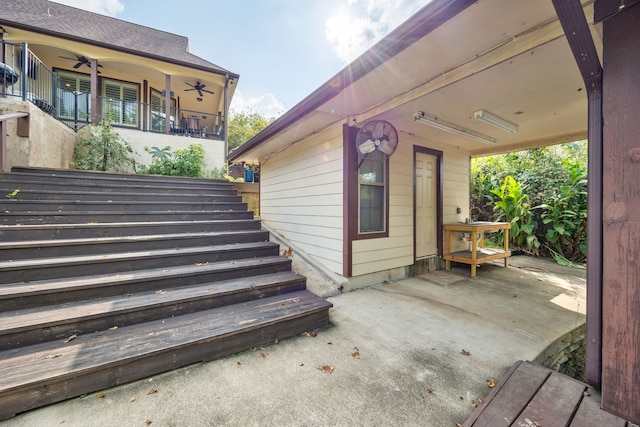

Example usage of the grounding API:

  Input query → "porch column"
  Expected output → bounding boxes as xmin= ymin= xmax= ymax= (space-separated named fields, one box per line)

xmin=90 ymin=59 xmax=99 ymax=123
xmin=165 ymin=74 xmax=171 ymax=135
xmin=598 ymin=2 xmax=640 ymax=423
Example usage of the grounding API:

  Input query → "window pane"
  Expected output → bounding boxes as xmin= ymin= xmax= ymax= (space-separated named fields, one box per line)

xmin=358 ymin=150 xmax=384 ymax=183
xmin=359 ymin=184 xmax=384 ymax=232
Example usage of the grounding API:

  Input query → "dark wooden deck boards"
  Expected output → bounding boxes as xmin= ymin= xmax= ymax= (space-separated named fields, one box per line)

xmin=464 ymin=360 xmax=634 ymax=426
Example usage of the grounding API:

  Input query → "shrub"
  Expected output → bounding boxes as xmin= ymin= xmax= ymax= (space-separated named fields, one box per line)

xmin=140 ymin=143 xmax=206 ymax=178
xmin=73 ymin=120 xmax=136 ymax=172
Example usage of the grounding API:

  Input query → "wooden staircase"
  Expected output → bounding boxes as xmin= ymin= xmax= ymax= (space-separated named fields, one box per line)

xmin=0 ymin=167 xmax=332 ymax=420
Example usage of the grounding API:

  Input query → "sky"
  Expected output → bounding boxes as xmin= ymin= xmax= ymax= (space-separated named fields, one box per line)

xmin=52 ymin=0 xmax=431 ymax=118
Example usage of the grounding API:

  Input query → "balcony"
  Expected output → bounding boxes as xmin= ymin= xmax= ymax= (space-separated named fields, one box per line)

xmin=2 ymin=41 xmax=225 ymax=141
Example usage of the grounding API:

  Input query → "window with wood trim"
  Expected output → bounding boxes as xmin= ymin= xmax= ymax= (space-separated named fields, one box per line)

xmin=358 ymin=149 xmax=387 ymax=233
xmin=103 ymin=79 xmax=139 ymax=127
xmin=343 ymin=124 xmax=390 ymax=244
xmin=57 ymin=71 xmax=91 ymax=120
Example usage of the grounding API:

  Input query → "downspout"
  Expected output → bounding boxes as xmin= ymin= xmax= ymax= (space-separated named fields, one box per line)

xmin=90 ymin=58 xmax=99 ymax=123
xmin=224 ymin=75 xmax=229 ymax=161
xmin=552 ymin=0 xmax=603 ymax=389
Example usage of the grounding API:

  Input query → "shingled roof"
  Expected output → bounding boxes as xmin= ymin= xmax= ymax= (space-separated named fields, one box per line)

xmin=0 ymin=0 xmax=237 ymax=77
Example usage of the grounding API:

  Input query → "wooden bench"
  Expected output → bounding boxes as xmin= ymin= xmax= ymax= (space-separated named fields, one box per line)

xmin=463 ymin=360 xmax=635 ymax=426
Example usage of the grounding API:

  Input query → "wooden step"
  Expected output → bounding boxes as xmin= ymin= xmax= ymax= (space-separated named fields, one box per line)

xmin=0 ymin=290 xmax=332 ymax=421
xmin=9 ymin=167 xmax=232 ymax=186
xmin=0 ymin=230 xmax=270 ymax=261
xmin=0 ymin=187 xmax=241 ymax=202
xmin=0 ymin=271 xmax=308 ymax=350
xmin=3 ymin=173 xmax=231 ymax=189
xmin=0 ymin=210 xmax=252 ymax=225
xmin=0 ymin=256 xmax=293 ymax=311
xmin=0 ymin=219 xmax=262 ymax=240
xmin=1 ymin=199 xmax=247 ymax=213
xmin=0 ymin=241 xmax=280 ymax=284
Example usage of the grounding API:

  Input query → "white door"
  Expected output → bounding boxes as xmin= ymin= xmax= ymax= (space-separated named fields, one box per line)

xmin=415 ymin=152 xmax=437 ymax=258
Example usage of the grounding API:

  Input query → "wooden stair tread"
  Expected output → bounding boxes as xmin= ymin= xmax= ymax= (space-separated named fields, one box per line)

xmin=0 ymin=241 xmax=277 ymax=270
xmin=0 ymin=271 xmax=306 ymax=335
xmin=0 ymin=229 xmax=268 ymax=250
xmin=0 ymin=290 xmax=332 ymax=394
xmin=0 ymin=256 xmax=289 ymax=299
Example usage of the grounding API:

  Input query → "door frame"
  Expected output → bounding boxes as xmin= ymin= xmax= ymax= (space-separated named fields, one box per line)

xmin=413 ymin=145 xmax=443 ymax=261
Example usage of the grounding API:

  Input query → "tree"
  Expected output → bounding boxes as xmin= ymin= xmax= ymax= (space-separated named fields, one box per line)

xmin=227 ymin=110 xmax=275 ymax=153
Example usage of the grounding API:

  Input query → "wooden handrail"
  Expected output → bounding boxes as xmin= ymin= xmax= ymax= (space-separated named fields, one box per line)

xmin=0 ymin=111 xmax=30 ymax=172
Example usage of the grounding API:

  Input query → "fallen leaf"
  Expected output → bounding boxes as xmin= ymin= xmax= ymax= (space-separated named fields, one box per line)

xmin=352 ymin=347 xmax=361 ymax=359
xmin=236 ymin=361 xmax=242 ymax=366
xmin=155 ymin=290 xmax=167 ymax=295
xmin=261 ymin=352 xmax=267 ymax=359
xmin=274 ymin=338 xmax=279 ymax=345
xmin=64 ymin=334 xmax=77 ymax=343
xmin=299 ymin=363 xmax=304 ymax=367
xmin=108 ymin=326 xmax=118 ymax=330
xmin=460 ymin=349 xmax=471 ymax=356
xmin=302 ymin=329 xmax=318 ymax=337
xmin=130 ymin=397 xmax=136 ymax=402
xmin=102 ymin=255 xmax=108 ymax=258
xmin=318 ymin=365 xmax=335 ymax=374
xmin=147 ymin=388 xmax=158 ymax=395
xmin=487 ymin=378 xmax=495 ymax=388
xmin=457 ymin=424 xmax=463 ymax=427
xmin=427 ymin=388 xmax=435 ymax=395
xmin=583 ymin=390 xmax=590 ymax=396
xmin=97 ymin=392 xmax=105 ymax=398
xmin=195 ymin=263 xmax=204 ymax=267
xmin=471 ymin=400 xmax=478 ymax=408
xmin=44 ymin=353 xmax=62 ymax=359
xmin=145 ymin=419 xmax=152 ymax=425
xmin=282 ymin=247 xmax=293 ymax=258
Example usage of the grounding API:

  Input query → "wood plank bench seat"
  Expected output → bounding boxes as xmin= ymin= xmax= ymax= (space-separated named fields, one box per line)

xmin=463 ymin=360 xmax=635 ymax=426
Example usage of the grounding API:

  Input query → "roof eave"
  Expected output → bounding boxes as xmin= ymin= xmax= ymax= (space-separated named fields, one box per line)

xmin=227 ymin=0 xmax=476 ymax=163
xmin=0 ymin=20 xmax=240 ymax=79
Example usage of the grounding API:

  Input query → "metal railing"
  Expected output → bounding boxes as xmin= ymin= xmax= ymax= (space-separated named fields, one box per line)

xmin=1 ymin=41 xmax=57 ymax=115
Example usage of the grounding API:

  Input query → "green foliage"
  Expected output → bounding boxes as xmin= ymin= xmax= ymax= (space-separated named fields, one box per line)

xmin=540 ymin=159 xmax=588 ymax=262
xmin=140 ymin=143 xmax=206 ymax=177
xmin=73 ymin=120 xmax=136 ymax=172
xmin=471 ymin=141 xmax=588 ymax=264
xmin=6 ymin=189 xmax=19 ymax=199
xmin=227 ymin=110 xmax=276 ymax=153
xmin=147 ymin=146 xmax=172 ymax=161
xmin=491 ymin=176 xmax=540 ymax=254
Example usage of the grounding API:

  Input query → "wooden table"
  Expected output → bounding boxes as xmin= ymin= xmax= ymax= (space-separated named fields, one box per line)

xmin=443 ymin=221 xmax=511 ymax=277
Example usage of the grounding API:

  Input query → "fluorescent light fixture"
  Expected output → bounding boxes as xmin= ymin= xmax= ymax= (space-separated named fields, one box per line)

xmin=474 ymin=110 xmax=519 ymax=134
xmin=414 ymin=112 xmax=496 ymax=145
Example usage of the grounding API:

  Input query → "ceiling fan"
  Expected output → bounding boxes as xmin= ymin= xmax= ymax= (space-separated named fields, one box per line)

xmin=59 ymin=55 xmax=102 ymax=73
xmin=355 ymin=120 xmax=399 ymax=169
xmin=185 ymin=82 xmax=214 ymax=97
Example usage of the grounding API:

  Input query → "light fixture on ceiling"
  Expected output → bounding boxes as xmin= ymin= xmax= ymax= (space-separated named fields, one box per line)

xmin=474 ymin=110 xmax=519 ymax=134
xmin=414 ymin=112 xmax=496 ymax=145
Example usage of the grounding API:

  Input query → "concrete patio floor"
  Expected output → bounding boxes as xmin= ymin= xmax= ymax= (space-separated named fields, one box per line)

xmin=1 ymin=255 xmax=586 ymax=427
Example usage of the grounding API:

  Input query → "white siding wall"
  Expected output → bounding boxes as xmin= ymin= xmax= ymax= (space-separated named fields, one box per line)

xmin=352 ymin=133 xmax=470 ymax=276
xmin=260 ymin=124 xmax=471 ymax=279
xmin=260 ymin=125 xmax=345 ymax=274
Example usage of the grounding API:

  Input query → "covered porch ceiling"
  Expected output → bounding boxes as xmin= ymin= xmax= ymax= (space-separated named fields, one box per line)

xmin=231 ymin=0 xmax=601 ymax=164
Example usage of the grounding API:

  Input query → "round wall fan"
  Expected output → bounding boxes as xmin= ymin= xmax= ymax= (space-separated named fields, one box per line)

xmin=355 ymin=120 xmax=399 ymax=168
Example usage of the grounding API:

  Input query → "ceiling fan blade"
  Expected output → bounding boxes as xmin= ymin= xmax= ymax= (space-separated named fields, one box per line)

xmin=73 ymin=62 xmax=82 ymax=68
xmin=203 ymin=89 xmax=214 ymax=95
xmin=197 ymin=89 xmax=204 ymax=97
